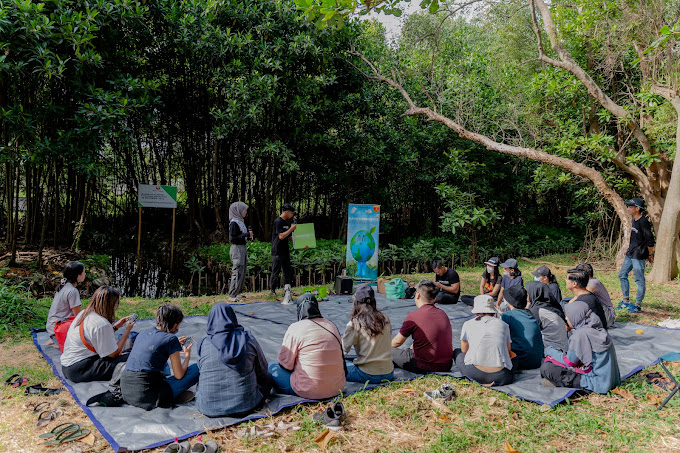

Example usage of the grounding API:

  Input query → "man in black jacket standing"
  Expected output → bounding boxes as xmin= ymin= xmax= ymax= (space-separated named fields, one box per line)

xmin=270 ymin=203 xmax=297 ymax=305
xmin=617 ymin=198 xmax=655 ymax=313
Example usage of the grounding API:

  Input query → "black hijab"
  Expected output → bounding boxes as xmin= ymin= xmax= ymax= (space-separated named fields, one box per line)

xmin=296 ymin=293 xmax=323 ymax=321
xmin=203 ymin=302 xmax=251 ymax=374
xmin=526 ymin=281 xmax=565 ymax=321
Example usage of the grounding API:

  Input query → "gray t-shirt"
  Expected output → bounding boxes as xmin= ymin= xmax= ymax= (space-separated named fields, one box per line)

xmin=342 ymin=319 xmax=394 ymax=376
xmin=60 ymin=311 xmax=117 ymax=367
xmin=538 ymin=308 xmax=569 ymax=352
xmin=588 ymin=278 xmax=613 ymax=310
xmin=460 ymin=316 xmax=513 ymax=369
xmin=46 ymin=284 xmax=81 ymax=336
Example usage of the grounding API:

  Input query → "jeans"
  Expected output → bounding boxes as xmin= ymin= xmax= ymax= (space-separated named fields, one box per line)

xmin=345 ymin=361 xmax=394 ymax=384
xmin=268 ymin=362 xmax=298 ymax=396
xmin=618 ymin=256 xmax=646 ymax=305
xmin=163 ymin=363 xmax=200 ymax=398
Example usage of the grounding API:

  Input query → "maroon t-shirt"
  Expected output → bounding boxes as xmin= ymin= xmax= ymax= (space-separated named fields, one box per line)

xmin=399 ymin=304 xmax=453 ymax=372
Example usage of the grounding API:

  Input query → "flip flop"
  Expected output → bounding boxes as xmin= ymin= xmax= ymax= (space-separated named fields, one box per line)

xmin=6 ymin=375 xmax=30 ymax=388
xmin=39 ymin=423 xmax=82 ymax=439
xmin=43 ymin=427 xmax=91 ymax=447
xmin=5 ymin=374 xmax=19 ymax=385
xmin=25 ymin=384 xmax=64 ymax=396
xmin=32 ymin=401 xmax=52 ymax=413
xmin=37 ymin=409 xmax=63 ymax=428
xmin=649 ymin=377 xmax=677 ymax=391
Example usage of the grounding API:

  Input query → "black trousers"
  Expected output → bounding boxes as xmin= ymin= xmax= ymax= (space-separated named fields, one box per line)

xmin=435 ymin=292 xmax=459 ymax=304
xmin=62 ymin=353 xmax=129 ymax=383
xmin=453 ymin=349 xmax=514 ymax=386
xmin=460 ymin=295 xmax=476 ymax=306
xmin=270 ymin=255 xmax=293 ymax=291
xmin=540 ymin=361 xmax=582 ymax=388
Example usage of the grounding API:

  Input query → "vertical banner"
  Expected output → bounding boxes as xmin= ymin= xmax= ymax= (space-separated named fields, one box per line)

xmin=346 ymin=204 xmax=380 ymax=281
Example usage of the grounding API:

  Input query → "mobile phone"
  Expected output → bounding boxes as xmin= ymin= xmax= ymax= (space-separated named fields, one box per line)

xmin=184 ymin=336 xmax=193 ymax=349
xmin=127 ymin=313 xmax=138 ymax=326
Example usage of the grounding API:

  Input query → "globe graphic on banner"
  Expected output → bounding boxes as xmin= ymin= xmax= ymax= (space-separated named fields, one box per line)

xmin=350 ymin=228 xmax=375 ymax=278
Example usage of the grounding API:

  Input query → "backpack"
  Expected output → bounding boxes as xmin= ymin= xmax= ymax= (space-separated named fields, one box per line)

xmin=385 ymin=278 xmax=406 ymax=300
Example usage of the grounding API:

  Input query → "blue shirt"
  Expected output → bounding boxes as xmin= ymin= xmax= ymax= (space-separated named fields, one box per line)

xmin=125 ymin=328 xmax=182 ymax=373
xmin=566 ymin=345 xmax=621 ymax=394
xmin=501 ymin=274 xmax=524 ymax=289
xmin=195 ymin=336 xmax=270 ymax=417
xmin=501 ymin=309 xmax=544 ymax=370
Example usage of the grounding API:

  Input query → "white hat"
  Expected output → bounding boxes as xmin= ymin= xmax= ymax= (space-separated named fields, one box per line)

xmin=471 ymin=295 xmax=497 ymax=314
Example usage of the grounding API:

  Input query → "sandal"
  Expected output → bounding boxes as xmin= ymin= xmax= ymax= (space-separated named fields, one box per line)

xmin=32 ymin=401 xmax=52 ymax=414
xmin=37 ymin=409 xmax=63 ymax=428
xmin=6 ymin=375 xmax=30 ymax=388
xmin=25 ymin=384 xmax=64 ymax=396
xmin=39 ymin=423 xmax=81 ymax=439
xmin=43 ymin=427 xmax=91 ymax=447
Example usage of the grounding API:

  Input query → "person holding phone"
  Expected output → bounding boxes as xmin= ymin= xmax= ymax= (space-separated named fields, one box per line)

xmin=121 ymin=304 xmax=199 ymax=410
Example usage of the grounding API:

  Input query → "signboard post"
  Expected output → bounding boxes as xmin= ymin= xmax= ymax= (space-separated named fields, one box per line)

xmin=292 ymin=223 xmax=317 ymax=249
xmin=346 ymin=204 xmax=380 ymax=281
xmin=137 ymin=185 xmax=178 ymax=270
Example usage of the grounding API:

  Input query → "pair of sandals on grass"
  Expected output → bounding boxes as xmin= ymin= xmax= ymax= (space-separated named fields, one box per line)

xmin=5 ymin=374 xmax=64 ymax=395
xmin=27 ymin=400 xmax=88 ymax=446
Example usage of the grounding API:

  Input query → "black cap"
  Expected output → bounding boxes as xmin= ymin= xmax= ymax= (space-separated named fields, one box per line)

xmin=504 ymin=286 xmax=528 ymax=309
xmin=484 ymin=257 xmax=500 ymax=266
xmin=354 ymin=284 xmax=375 ymax=303
xmin=532 ymin=265 xmax=550 ymax=277
xmin=624 ymin=198 xmax=645 ymax=209
xmin=281 ymin=203 xmax=296 ymax=213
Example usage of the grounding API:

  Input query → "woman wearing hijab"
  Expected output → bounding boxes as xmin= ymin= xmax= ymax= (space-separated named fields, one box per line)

xmin=228 ymin=201 xmax=252 ymax=302
xmin=268 ymin=294 xmax=346 ymax=399
xmin=195 ymin=303 xmax=273 ymax=417
xmin=526 ymin=281 xmax=568 ymax=355
xmin=540 ymin=300 xmax=621 ymax=393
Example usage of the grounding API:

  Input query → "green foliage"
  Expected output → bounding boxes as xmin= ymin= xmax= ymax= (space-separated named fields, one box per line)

xmin=0 ymin=280 xmax=48 ymax=336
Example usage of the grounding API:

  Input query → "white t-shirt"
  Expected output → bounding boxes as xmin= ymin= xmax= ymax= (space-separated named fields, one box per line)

xmin=60 ymin=311 xmax=117 ymax=367
xmin=460 ymin=316 xmax=513 ymax=369
xmin=46 ymin=284 xmax=81 ymax=336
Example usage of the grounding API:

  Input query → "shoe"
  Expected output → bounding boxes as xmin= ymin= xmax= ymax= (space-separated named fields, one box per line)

xmin=617 ymin=300 xmax=634 ymax=310
xmin=627 ymin=303 xmax=642 ymax=313
xmin=311 ymin=407 xmax=342 ymax=431
xmin=164 ymin=440 xmax=191 ymax=453
xmin=332 ymin=401 xmax=347 ymax=422
xmin=269 ymin=291 xmax=277 ymax=298
xmin=174 ymin=391 xmax=195 ymax=404
xmin=282 ymin=284 xmax=292 ymax=305
xmin=228 ymin=297 xmax=242 ymax=303
xmin=423 ymin=384 xmax=455 ymax=401
xmin=191 ymin=437 xmax=219 ymax=453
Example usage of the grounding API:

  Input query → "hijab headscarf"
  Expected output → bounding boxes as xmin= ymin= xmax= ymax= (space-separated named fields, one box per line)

xmin=203 ymin=302 xmax=251 ymax=374
xmin=296 ymin=293 xmax=323 ymax=321
xmin=564 ymin=300 xmax=612 ymax=366
xmin=526 ymin=281 xmax=565 ymax=321
xmin=228 ymin=201 xmax=248 ymax=234
xmin=503 ymin=286 xmax=528 ymax=309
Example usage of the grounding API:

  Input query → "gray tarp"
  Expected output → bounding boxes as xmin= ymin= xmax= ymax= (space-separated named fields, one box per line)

xmin=33 ymin=294 xmax=680 ymax=451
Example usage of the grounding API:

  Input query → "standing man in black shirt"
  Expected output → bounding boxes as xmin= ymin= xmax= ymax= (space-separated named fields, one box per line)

xmin=432 ymin=260 xmax=460 ymax=304
xmin=270 ymin=203 xmax=297 ymax=305
xmin=617 ymin=198 xmax=655 ymax=313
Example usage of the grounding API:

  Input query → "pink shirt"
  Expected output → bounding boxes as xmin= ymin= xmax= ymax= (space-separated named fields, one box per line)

xmin=278 ymin=318 xmax=346 ymax=399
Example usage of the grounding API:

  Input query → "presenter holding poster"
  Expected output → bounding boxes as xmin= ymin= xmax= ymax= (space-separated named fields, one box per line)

xmin=270 ymin=203 xmax=296 ymax=305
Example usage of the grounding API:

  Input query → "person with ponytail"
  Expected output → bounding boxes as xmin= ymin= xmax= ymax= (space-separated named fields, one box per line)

xmin=61 ymin=286 xmax=134 ymax=383
xmin=342 ymin=285 xmax=394 ymax=384
xmin=46 ymin=261 xmax=86 ymax=343
xmin=195 ymin=303 xmax=273 ymax=417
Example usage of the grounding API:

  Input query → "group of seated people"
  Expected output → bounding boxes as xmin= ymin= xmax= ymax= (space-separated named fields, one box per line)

xmin=48 ymin=257 xmax=622 ymax=418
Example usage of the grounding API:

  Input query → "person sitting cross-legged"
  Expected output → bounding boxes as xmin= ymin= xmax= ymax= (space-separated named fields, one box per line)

xmin=453 ymin=295 xmax=515 ymax=386
xmin=432 ymin=260 xmax=460 ymax=305
xmin=565 ymin=269 xmax=608 ymax=330
xmin=342 ymin=284 xmax=394 ymax=384
xmin=526 ymin=281 xmax=568 ymax=356
xmin=391 ymin=280 xmax=453 ymax=374
xmin=500 ymin=286 xmax=544 ymax=370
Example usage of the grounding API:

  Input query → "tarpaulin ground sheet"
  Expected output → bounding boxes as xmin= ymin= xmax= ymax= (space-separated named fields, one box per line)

xmin=33 ymin=294 xmax=680 ymax=451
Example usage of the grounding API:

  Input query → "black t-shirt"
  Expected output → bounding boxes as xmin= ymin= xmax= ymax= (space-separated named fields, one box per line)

xmin=436 ymin=268 xmax=460 ymax=296
xmin=626 ymin=216 xmax=655 ymax=260
xmin=271 ymin=216 xmax=292 ymax=257
xmin=572 ymin=292 xmax=608 ymax=329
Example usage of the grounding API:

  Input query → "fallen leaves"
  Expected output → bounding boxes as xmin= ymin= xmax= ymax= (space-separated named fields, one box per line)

xmin=313 ymin=428 xmax=337 ymax=449
xmin=504 ymin=440 xmax=521 ymax=453
xmin=612 ymin=387 xmax=635 ymax=400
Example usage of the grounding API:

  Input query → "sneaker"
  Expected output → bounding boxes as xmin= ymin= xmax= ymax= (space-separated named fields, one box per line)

xmin=617 ymin=300 xmax=634 ymax=310
xmin=228 ymin=297 xmax=242 ymax=303
xmin=282 ymin=285 xmax=292 ymax=305
xmin=311 ymin=407 xmax=342 ymax=431
xmin=423 ymin=384 xmax=455 ymax=401
xmin=174 ymin=390 xmax=195 ymax=404
xmin=332 ymin=401 xmax=347 ymax=422
xmin=627 ymin=303 xmax=642 ymax=313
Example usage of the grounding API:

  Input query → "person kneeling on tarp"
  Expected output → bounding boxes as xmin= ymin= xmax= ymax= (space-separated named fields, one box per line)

xmin=540 ymin=300 xmax=620 ymax=393
xmin=391 ymin=281 xmax=453 ymax=374
xmin=342 ymin=285 xmax=394 ymax=384
xmin=268 ymin=295 xmax=345 ymax=399
xmin=195 ymin=303 xmax=273 ymax=417
xmin=121 ymin=304 xmax=199 ymax=410
xmin=454 ymin=295 xmax=515 ymax=386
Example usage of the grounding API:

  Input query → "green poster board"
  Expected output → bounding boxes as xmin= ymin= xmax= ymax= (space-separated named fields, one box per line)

xmin=293 ymin=223 xmax=316 ymax=249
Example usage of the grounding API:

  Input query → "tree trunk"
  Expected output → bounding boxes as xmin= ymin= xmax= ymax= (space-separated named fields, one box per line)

xmin=648 ymin=97 xmax=680 ymax=282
